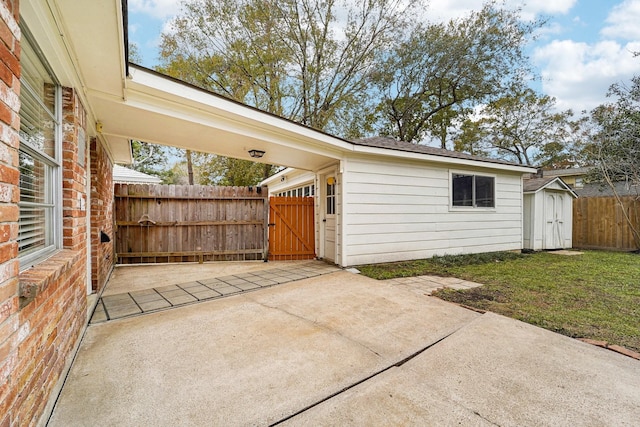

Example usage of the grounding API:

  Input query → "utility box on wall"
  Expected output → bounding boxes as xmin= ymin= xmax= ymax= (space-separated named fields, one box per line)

xmin=523 ymin=177 xmax=578 ymax=251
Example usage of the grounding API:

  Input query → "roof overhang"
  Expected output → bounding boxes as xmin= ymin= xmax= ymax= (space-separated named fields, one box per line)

xmin=92 ymin=66 xmax=347 ymax=170
xmin=22 ymin=0 xmax=131 ymax=163
xmin=524 ymin=177 xmax=578 ymax=198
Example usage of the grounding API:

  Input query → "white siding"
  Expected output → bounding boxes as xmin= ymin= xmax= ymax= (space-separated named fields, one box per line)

xmin=343 ymin=158 xmax=525 ymax=266
xmin=523 ymin=187 xmax=574 ymax=250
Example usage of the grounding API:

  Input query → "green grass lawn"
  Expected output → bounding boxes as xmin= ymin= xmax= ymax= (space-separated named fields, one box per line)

xmin=358 ymin=250 xmax=640 ymax=352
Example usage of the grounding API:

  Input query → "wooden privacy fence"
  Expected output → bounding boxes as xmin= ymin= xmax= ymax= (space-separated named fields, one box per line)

xmin=268 ymin=197 xmax=315 ymax=261
xmin=114 ymin=184 xmax=268 ymax=264
xmin=573 ymin=195 xmax=640 ymax=251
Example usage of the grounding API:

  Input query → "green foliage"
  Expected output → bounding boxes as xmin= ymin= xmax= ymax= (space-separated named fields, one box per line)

xmin=158 ymin=0 xmax=413 ymax=136
xmin=457 ymin=88 xmax=583 ymax=166
xmin=373 ymin=3 xmax=542 ymax=146
xmin=198 ymin=155 xmax=277 ymax=186
xmin=585 ymin=75 xmax=640 ymax=248
xmin=587 ymin=76 xmax=640 ymax=186
xmin=358 ymin=251 xmax=524 ymax=279
xmin=128 ymin=42 xmax=143 ymax=64
xmin=130 ymin=140 xmax=168 ymax=176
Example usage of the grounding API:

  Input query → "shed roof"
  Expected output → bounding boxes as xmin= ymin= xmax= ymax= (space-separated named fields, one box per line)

xmin=113 ymin=165 xmax=162 ymax=184
xmin=523 ymin=177 xmax=578 ymax=198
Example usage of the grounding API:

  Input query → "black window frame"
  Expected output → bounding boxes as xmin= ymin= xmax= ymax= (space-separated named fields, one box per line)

xmin=451 ymin=173 xmax=495 ymax=209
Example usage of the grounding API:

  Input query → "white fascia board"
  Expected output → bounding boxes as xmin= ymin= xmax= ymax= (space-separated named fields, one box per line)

xmin=261 ymin=168 xmax=294 ymax=186
xmin=21 ymin=1 xmax=82 ymax=89
xmin=22 ymin=0 xmax=124 ymax=140
xmin=127 ymin=67 xmax=352 ymax=153
xmin=350 ymin=144 xmax=537 ymax=174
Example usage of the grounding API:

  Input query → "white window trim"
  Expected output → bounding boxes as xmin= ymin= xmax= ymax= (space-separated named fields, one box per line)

xmin=18 ymin=31 xmax=63 ymax=270
xmin=448 ymin=169 xmax=497 ymax=211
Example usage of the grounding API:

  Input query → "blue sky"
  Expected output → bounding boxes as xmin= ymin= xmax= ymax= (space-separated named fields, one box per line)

xmin=128 ymin=0 xmax=640 ymax=115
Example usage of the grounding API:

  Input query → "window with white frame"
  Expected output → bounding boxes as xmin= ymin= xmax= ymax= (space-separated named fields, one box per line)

xmin=326 ymin=179 xmax=336 ymax=215
xmin=277 ymin=184 xmax=315 ymax=197
xmin=18 ymin=30 xmax=61 ymax=266
xmin=452 ymin=173 xmax=495 ymax=208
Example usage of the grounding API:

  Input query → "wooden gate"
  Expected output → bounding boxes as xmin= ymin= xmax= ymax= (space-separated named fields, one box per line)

xmin=114 ymin=184 xmax=268 ymax=264
xmin=268 ymin=197 xmax=315 ymax=261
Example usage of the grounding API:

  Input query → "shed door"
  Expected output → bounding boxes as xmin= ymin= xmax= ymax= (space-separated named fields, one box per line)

xmin=544 ymin=192 xmax=565 ymax=249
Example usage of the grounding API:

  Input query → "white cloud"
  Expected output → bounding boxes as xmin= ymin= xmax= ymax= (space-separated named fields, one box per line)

xmin=128 ymin=0 xmax=181 ymax=20
xmin=601 ymin=0 xmax=640 ymax=40
xmin=533 ymin=39 xmax=640 ymax=112
xmin=423 ymin=0 xmax=576 ymax=22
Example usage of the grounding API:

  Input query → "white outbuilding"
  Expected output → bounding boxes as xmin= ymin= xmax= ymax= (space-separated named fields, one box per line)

xmin=263 ymin=137 xmax=536 ymax=266
xmin=522 ymin=177 xmax=577 ymax=251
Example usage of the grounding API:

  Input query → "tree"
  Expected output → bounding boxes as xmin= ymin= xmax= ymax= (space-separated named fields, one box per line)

xmin=158 ymin=0 xmax=415 ymax=182
xmin=130 ymin=140 xmax=168 ymax=176
xmin=197 ymin=155 xmax=276 ymax=186
xmin=372 ymin=3 xmax=542 ymax=147
xmin=159 ymin=0 xmax=414 ymax=133
xmin=456 ymin=88 xmax=580 ymax=166
xmin=586 ymin=76 xmax=640 ymax=249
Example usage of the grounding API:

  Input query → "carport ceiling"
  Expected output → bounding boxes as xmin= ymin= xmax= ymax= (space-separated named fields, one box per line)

xmin=91 ymin=66 xmax=346 ymax=170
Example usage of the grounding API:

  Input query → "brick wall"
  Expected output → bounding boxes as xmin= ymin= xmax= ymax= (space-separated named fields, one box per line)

xmin=62 ymin=88 xmax=88 ymax=253
xmin=0 ymin=1 xmax=92 ymax=423
xmin=0 ymin=0 xmax=22 ymax=424
xmin=90 ymin=138 xmax=115 ymax=292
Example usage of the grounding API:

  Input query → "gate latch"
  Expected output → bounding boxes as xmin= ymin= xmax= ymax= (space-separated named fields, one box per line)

xmin=268 ymin=223 xmax=276 ymax=227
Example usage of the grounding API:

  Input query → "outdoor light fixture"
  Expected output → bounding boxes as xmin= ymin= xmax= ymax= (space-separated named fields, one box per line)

xmin=248 ymin=149 xmax=265 ymax=158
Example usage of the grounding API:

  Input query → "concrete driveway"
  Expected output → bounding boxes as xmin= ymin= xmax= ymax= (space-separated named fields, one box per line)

xmin=47 ymin=264 xmax=640 ymax=426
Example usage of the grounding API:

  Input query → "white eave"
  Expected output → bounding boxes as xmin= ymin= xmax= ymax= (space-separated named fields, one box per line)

xmin=349 ymin=144 xmax=537 ymax=174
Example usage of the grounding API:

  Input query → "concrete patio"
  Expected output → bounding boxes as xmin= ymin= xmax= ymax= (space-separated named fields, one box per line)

xmin=46 ymin=262 xmax=640 ymax=426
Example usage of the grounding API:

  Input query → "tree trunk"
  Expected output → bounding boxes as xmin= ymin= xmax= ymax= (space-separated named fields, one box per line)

xmin=186 ymin=150 xmax=194 ymax=185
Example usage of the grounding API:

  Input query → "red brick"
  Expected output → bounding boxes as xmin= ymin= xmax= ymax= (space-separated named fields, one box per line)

xmin=0 ymin=204 xmax=18 ymax=222
xmin=0 ymin=382 xmax=18 ymax=426
xmin=0 ymin=163 xmax=18 ymax=184
xmin=0 ymin=277 xmax=17 ymax=301
xmin=607 ymin=345 xmax=640 ymax=360
xmin=578 ymin=338 xmax=608 ymax=348
xmin=0 ymin=241 xmax=16 ymax=263
xmin=0 ymin=40 xmax=19 ymax=77
xmin=0 ymin=224 xmax=11 ymax=243
xmin=0 ymin=99 xmax=12 ymax=124
xmin=0 ymin=309 xmax=16 ymax=340
xmin=0 ymin=17 xmax=15 ymax=52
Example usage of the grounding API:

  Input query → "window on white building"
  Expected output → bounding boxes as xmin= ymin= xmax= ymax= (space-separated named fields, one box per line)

xmin=452 ymin=173 xmax=495 ymax=208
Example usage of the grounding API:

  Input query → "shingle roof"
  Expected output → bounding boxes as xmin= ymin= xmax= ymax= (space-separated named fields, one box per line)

xmin=543 ymin=166 xmax=592 ymax=177
xmin=351 ymin=136 xmax=523 ymax=167
xmin=574 ymin=181 xmax=640 ymax=198
xmin=113 ymin=165 xmax=162 ymax=184
xmin=523 ymin=177 xmax=557 ymax=192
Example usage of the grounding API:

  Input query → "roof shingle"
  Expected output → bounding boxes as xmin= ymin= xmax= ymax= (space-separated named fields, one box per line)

xmin=351 ymin=136 xmax=524 ymax=167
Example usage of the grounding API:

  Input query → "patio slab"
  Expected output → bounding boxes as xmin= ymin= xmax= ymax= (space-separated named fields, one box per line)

xmin=48 ymin=272 xmax=480 ymax=426
xmin=102 ymin=260 xmax=322 ymax=296
xmin=92 ymin=261 xmax=341 ymax=323
xmin=48 ymin=270 xmax=640 ymax=426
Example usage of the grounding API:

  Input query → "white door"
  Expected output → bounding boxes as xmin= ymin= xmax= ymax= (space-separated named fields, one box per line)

xmin=321 ymin=174 xmax=337 ymax=262
xmin=544 ymin=192 xmax=565 ymax=249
